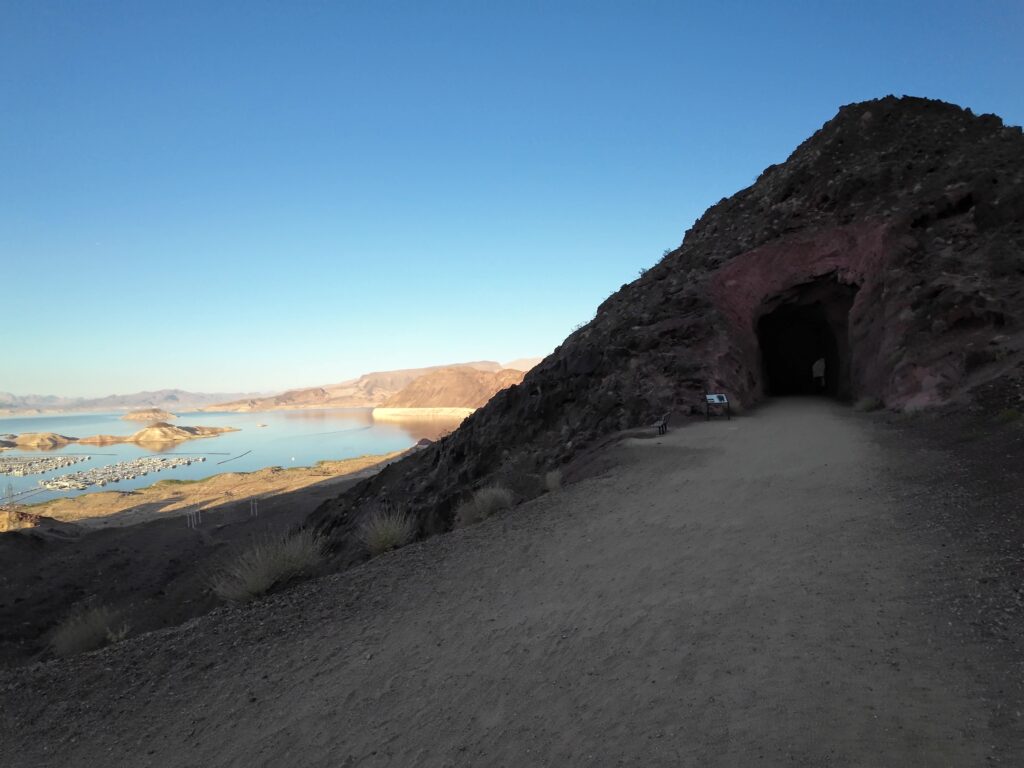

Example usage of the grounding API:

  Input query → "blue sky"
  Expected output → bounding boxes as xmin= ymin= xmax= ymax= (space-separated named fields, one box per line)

xmin=2 ymin=1 xmax=1022 ymax=397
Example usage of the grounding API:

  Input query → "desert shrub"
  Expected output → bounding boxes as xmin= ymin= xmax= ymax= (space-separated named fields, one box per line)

xmin=453 ymin=499 xmax=480 ymax=528
xmin=358 ymin=505 xmax=417 ymax=556
xmin=854 ymin=396 xmax=884 ymax=412
xmin=454 ymin=484 xmax=514 ymax=527
xmin=50 ymin=606 xmax=129 ymax=657
xmin=475 ymin=485 xmax=514 ymax=516
xmin=996 ymin=408 xmax=1022 ymax=424
xmin=211 ymin=528 xmax=323 ymax=603
xmin=544 ymin=470 xmax=562 ymax=492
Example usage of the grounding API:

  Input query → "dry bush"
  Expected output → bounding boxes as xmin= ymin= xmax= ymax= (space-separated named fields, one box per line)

xmin=454 ymin=484 xmax=514 ymax=527
xmin=50 ymin=606 xmax=129 ymax=657
xmin=359 ymin=505 xmax=416 ymax=556
xmin=544 ymin=470 xmax=562 ymax=492
xmin=211 ymin=528 xmax=323 ymax=603
xmin=854 ymin=396 xmax=884 ymax=412
xmin=474 ymin=484 xmax=514 ymax=516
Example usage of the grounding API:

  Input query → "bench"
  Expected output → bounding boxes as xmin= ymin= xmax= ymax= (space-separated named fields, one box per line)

xmin=654 ymin=411 xmax=671 ymax=435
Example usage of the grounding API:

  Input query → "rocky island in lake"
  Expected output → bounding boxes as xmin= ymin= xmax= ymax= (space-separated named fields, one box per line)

xmin=10 ymin=422 xmax=238 ymax=449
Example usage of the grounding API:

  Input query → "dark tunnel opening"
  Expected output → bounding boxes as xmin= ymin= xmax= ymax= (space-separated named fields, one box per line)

xmin=757 ymin=279 xmax=858 ymax=399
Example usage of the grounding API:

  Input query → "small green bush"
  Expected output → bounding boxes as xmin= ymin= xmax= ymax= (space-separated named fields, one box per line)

xmin=544 ymin=470 xmax=562 ymax=492
xmin=50 ymin=606 xmax=129 ymax=657
xmin=996 ymin=408 xmax=1022 ymax=424
xmin=211 ymin=528 xmax=323 ymax=603
xmin=358 ymin=506 xmax=416 ymax=556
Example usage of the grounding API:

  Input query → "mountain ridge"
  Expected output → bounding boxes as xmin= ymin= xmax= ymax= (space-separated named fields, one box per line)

xmin=201 ymin=360 xmax=539 ymax=412
xmin=0 ymin=390 xmax=260 ymax=417
xmin=3 ymin=359 xmax=543 ymax=417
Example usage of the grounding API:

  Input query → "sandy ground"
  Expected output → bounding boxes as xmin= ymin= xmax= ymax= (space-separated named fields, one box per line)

xmin=1 ymin=399 xmax=1021 ymax=766
xmin=20 ymin=452 xmax=406 ymax=529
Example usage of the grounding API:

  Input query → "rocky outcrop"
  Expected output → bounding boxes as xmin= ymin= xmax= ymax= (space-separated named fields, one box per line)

xmin=380 ymin=367 xmax=525 ymax=409
xmin=79 ymin=423 xmax=238 ymax=445
xmin=310 ymin=96 xmax=1024 ymax=555
xmin=12 ymin=433 xmax=76 ymax=449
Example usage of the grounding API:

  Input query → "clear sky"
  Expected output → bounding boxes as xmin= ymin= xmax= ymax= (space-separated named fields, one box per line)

xmin=3 ymin=1 xmax=1022 ymax=397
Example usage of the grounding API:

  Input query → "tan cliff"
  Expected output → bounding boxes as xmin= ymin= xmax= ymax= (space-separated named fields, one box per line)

xmin=379 ymin=367 xmax=525 ymax=409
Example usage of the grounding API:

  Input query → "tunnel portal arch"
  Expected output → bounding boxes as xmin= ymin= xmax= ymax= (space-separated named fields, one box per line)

xmin=756 ymin=277 xmax=859 ymax=399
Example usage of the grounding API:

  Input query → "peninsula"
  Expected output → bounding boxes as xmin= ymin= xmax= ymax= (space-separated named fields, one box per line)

xmin=10 ymin=423 xmax=238 ymax=449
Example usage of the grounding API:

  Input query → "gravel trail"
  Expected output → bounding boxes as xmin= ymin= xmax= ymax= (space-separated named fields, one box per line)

xmin=1 ymin=399 xmax=1019 ymax=766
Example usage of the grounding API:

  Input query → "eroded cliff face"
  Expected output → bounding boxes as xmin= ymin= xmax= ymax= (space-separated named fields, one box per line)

xmin=311 ymin=96 xmax=1024 ymax=552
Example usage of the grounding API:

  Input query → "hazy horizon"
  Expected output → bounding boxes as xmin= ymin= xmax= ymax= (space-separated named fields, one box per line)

xmin=4 ymin=2 xmax=1022 ymax=397
xmin=0 ymin=355 xmax=545 ymax=400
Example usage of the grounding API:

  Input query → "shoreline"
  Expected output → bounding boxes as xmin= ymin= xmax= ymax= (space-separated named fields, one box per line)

xmin=372 ymin=406 xmax=474 ymax=421
xmin=10 ymin=450 xmax=409 ymax=530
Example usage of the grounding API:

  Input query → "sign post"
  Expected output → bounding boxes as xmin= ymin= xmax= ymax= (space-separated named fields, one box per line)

xmin=705 ymin=393 xmax=731 ymax=421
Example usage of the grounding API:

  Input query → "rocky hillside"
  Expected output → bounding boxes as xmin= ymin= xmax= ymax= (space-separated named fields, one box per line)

xmin=381 ymin=367 xmax=525 ymax=409
xmin=310 ymin=96 xmax=1024 ymax=555
xmin=206 ymin=362 xmax=506 ymax=411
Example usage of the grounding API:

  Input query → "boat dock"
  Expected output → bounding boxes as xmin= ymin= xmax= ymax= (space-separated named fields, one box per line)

xmin=0 ymin=455 xmax=90 ymax=477
xmin=38 ymin=456 xmax=207 ymax=491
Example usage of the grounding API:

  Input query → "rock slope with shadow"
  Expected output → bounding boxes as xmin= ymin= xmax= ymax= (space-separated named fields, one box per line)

xmin=310 ymin=96 xmax=1024 ymax=553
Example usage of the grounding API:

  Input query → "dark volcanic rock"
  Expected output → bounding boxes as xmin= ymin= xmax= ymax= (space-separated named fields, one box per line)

xmin=311 ymin=96 xmax=1024 ymax=555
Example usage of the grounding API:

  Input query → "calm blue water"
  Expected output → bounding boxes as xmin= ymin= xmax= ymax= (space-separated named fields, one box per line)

xmin=0 ymin=409 xmax=461 ymax=504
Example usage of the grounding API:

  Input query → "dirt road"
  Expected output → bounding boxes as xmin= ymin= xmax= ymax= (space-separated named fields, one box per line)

xmin=1 ymin=399 xmax=1020 ymax=765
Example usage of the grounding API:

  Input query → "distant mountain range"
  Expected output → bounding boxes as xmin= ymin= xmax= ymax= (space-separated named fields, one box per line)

xmin=0 ymin=390 xmax=260 ymax=417
xmin=1 ymin=358 xmax=544 ymax=417
xmin=203 ymin=359 xmax=541 ymax=412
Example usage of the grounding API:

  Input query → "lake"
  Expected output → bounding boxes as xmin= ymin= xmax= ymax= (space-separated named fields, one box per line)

xmin=0 ymin=409 xmax=463 ymax=504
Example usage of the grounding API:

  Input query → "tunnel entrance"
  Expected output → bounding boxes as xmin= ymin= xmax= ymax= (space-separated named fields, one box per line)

xmin=756 ymin=278 xmax=858 ymax=398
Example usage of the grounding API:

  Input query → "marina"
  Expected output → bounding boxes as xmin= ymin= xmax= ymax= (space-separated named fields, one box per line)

xmin=0 ymin=409 xmax=463 ymax=503
xmin=38 ymin=456 xmax=206 ymax=491
xmin=1 ymin=455 xmax=91 ymax=477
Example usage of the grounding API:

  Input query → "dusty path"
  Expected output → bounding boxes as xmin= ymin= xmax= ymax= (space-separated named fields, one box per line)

xmin=1 ymin=400 xmax=1020 ymax=765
